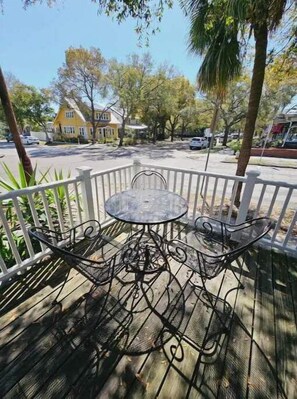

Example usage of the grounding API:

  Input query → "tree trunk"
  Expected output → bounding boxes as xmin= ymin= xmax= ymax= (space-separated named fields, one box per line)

xmin=223 ymin=126 xmax=230 ymax=146
xmin=0 ymin=67 xmax=33 ymax=182
xmin=234 ymin=23 xmax=268 ymax=206
xmin=119 ymin=121 xmax=125 ymax=147
xmin=152 ymin=120 xmax=157 ymax=144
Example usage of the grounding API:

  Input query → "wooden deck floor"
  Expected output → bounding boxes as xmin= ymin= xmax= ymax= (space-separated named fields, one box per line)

xmin=0 ymin=222 xmax=296 ymax=399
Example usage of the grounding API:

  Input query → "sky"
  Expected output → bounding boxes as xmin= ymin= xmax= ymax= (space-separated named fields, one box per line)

xmin=0 ymin=0 xmax=201 ymax=89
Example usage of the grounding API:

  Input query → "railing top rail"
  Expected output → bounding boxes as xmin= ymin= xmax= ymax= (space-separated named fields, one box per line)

xmin=0 ymin=176 xmax=79 ymax=201
xmin=91 ymin=163 xmax=133 ymax=178
xmin=140 ymin=162 xmax=246 ymax=182
xmin=256 ymin=177 xmax=297 ymax=189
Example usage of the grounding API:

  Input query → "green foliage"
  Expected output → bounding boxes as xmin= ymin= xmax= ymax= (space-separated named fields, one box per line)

xmin=227 ymin=139 xmax=242 ymax=153
xmin=6 ymin=82 xmax=54 ymax=132
xmin=0 ymin=163 xmax=72 ymax=269
xmin=123 ymin=137 xmax=137 ymax=146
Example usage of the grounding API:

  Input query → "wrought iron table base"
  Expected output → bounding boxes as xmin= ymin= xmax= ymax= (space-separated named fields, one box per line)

xmin=121 ymin=225 xmax=170 ymax=275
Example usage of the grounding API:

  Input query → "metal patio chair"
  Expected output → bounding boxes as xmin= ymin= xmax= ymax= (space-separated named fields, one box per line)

xmin=29 ymin=220 xmax=125 ymax=305
xmin=131 ymin=169 xmax=167 ymax=190
xmin=168 ymin=216 xmax=273 ymax=331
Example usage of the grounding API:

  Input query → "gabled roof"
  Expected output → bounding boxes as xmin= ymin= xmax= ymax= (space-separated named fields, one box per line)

xmin=65 ymin=98 xmax=86 ymax=122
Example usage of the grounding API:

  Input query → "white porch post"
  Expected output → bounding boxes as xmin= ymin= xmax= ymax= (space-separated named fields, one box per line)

xmin=76 ymin=166 xmax=95 ymax=221
xmin=236 ymin=169 xmax=261 ymax=224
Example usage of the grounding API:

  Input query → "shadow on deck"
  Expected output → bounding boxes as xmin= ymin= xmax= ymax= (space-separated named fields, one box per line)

xmin=0 ymin=222 xmax=296 ymax=398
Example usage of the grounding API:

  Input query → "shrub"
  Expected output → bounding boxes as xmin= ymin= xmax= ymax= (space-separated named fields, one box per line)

xmin=0 ymin=163 xmax=73 ymax=269
xmin=227 ymin=139 xmax=242 ymax=154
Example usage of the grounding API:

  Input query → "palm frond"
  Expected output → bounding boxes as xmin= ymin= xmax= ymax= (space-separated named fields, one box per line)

xmin=198 ymin=21 xmax=241 ymax=91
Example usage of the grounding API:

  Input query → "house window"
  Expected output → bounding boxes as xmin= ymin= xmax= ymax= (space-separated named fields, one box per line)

xmin=63 ymin=126 xmax=75 ymax=134
xmin=65 ymin=111 xmax=74 ymax=118
xmin=95 ymin=112 xmax=110 ymax=121
xmin=79 ymin=127 xmax=86 ymax=136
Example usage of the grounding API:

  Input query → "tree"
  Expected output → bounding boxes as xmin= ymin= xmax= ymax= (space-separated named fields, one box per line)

xmin=53 ymin=47 xmax=107 ymax=144
xmin=107 ymin=54 xmax=153 ymax=146
xmin=7 ymin=83 xmax=55 ymax=141
xmin=0 ymin=68 xmax=33 ymax=181
xmin=25 ymin=88 xmax=55 ymax=141
xmin=182 ymin=0 xmax=295 ymax=204
xmin=165 ymin=76 xmax=196 ymax=141
xmin=217 ymin=78 xmax=250 ymax=145
xmin=140 ymin=64 xmax=176 ymax=142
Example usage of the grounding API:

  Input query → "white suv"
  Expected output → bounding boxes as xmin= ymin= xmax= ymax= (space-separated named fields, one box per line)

xmin=189 ymin=137 xmax=209 ymax=150
xmin=20 ymin=135 xmax=40 ymax=145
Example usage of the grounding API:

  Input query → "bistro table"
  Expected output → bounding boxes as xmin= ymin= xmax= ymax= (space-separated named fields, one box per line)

xmin=105 ymin=188 xmax=188 ymax=273
xmin=101 ymin=188 xmax=188 ymax=354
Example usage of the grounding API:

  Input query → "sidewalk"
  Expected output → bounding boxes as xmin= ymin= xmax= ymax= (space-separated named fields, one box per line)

xmin=223 ymin=155 xmax=297 ymax=169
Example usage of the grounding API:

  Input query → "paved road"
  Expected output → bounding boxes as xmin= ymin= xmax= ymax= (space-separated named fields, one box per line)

xmin=0 ymin=140 xmax=296 ymax=185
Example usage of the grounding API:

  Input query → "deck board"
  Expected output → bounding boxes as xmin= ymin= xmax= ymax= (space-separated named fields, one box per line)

xmin=0 ymin=222 xmax=296 ymax=399
xmin=272 ymin=250 xmax=297 ymax=399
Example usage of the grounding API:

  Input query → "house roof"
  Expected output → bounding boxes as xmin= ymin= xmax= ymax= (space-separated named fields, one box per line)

xmin=65 ymin=98 xmax=86 ymax=122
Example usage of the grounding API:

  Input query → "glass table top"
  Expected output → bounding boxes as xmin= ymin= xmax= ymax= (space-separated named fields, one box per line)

xmin=105 ymin=189 xmax=188 ymax=225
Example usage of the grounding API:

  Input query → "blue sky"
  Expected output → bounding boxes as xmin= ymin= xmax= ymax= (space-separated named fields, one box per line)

xmin=0 ymin=0 xmax=201 ymax=89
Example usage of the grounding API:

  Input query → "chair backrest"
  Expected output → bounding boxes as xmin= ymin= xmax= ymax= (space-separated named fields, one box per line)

xmin=195 ymin=216 xmax=273 ymax=253
xmin=28 ymin=220 xmax=121 ymax=285
xmin=172 ymin=216 xmax=273 ymax=280
xmin=131 ymin=170 xmax=167 ymax=190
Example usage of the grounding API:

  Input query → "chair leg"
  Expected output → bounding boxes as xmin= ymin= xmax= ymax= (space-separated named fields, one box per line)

xmin=52 ymin=267 xmax=71 ymax=306
xmin=188 ymin=273 xmax=230 ymax=334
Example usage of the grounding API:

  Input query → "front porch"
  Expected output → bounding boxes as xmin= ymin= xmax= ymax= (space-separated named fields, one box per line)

xmin=1 ymin=221 xmax=296 ymax=399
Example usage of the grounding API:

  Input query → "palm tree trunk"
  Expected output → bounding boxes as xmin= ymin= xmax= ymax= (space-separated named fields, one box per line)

xmin=0 ymin=67 xmax=33 ymax=182
xmin=234 ymin=22 xmax=268 ymax=206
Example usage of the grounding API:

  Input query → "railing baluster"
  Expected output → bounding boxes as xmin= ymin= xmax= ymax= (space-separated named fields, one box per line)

xmin=218 ymin=179 xmax=228 ymax=220
xmin=201 ymin=176 xmax=209 ymax=215
xmin=283 ymin=209 xmax=297 ymax=248
xmin=40 ymin=190 xmax=55 ymax=230
xmin=74 ymin=181 xmax=83 ymax=225
xmin=187 ymin=173 xmax=192 ymax=206
xmin=0 ymin=205 xmax=22 ymax=265
xmin=267 ymin=186 xmax=279 ymax=217
xmin=12 ymin=198 xmax=35 ymax=258
xmin=255 ymin=184 xmax=267 ymax=218
xmin=210 ymin=177 xmax=218 ymax=216
xmin=64 ymin=184 xmax=74 ymax=229
xmin=192 ymin=174 xmax=201 ymax=221
xmin=228 ymin=180 xmax=239 ymax=223
xmin=271 ymin=188 xmax=293 ymax=242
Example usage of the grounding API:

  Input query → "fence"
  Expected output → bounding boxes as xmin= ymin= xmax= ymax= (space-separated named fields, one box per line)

xmin=0 ymin=160 xmax=296 ymax=282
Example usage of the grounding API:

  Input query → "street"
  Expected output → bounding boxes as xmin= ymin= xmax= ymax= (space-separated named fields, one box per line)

xmin=0 ymin=140 xmax=296 ymax=186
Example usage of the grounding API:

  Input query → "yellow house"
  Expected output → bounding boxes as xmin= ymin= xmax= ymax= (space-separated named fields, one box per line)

xmin=53 ymin=99 xmax=120 ymax=141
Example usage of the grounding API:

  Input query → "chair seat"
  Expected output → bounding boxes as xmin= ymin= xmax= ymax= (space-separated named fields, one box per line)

xmin=186 ymin=230 xmax=229 ymax=257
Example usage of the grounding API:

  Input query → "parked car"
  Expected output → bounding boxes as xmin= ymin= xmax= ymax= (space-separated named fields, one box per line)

xmin=5 ymin=133 xmax=13 ymax=142
xmin=5 ymin=133 xmax=39 ymax=145
xmin=20 ymin=135 xmax=40 ymax=145
xmin=189 ymin=137 xmax=209 ymax=150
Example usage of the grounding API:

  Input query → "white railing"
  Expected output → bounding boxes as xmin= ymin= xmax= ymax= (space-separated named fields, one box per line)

xmin=0 ymin=160 xmax=296 ymax=282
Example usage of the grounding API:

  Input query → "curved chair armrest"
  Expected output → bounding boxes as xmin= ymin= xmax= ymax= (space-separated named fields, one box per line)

xmin=167 ymin=238 xmax=232 ymax=280
xmin=167 ymin=239 xmax=198 ymax=266
xmin=194 ymin=216 xmax=273 ymax=251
